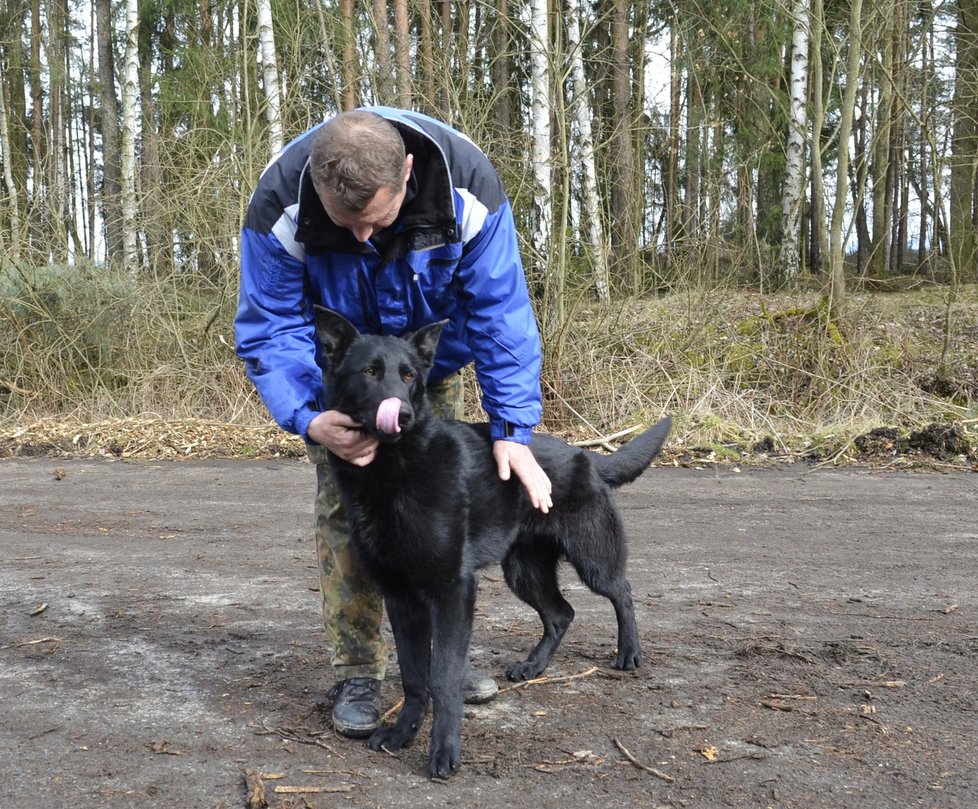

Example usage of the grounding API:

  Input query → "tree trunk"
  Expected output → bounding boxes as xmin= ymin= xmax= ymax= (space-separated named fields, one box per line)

xmin=490 ymin=0 xmax=512 ymax=156
xmin=30 ymin=0 xmax=43 ymax=249
xmin=869 ymin=9 xmax=893 ymax=278
xmin=917 ymin=19 xmax=931 ymax=271
xmin=778 ymin=0 xmax=811 ymax=288
xmin=685 ymin=67 xmax=703 ymax=253
xmin=93 ymin=0 xmax=123 ymax=266
xmin=416 ymin=0 xmax=436 ymax=112
xmin=828 ymin=0 xmax=863 ymax=319
xmin=138 ymin=2 xmax=169 ymax=275
xmin=529 ymin=0 xmax=557 ymax=336
xmin=567 ymin=0 xmax=609 ymax=303
xmin=120 ymin=0 xmax=140 ymax=273
xmin=46 ymin=0 xmax=68 ymax=261
xmin=393 ymin=0 xmax=412 ymax=109
xmin=0 ymin=69 xmax=21 ymax=258
xmin=608 ymin=0 xmax=639 ymax=294
xmin=809 ymin=0 xmax=828 ymax=278
xmin=339 ymin=0 xmax=358 ymax=110
xmin=852 ymin=81 xmax=871 ymax=273
xmin=257 ymin=0 xmax=283 ymax=156
xmin=665 ymin=23 xmax=682 ymax=266
xmin=950 ymin=0 xmax=978 ymax=280
xmin=370 ymin=2 xmax=394 ymax=105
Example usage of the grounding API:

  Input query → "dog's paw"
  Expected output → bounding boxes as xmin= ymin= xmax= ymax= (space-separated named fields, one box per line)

xmin=427 ymin=737 xmax=461 ymax=780
xmin=505 ymin=659 xmax=545 ymax=682
xmin=368 ymin=723 xmax=418 ymax=753
xmin=614 ymin=647 xmax=641 ymax=671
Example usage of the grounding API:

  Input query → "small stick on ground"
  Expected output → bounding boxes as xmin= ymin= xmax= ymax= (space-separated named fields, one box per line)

xmin=498 ymin=666 xmax=600 ymax=694
xmin=613 ymin=737 xmax=675 ymax=783
xmin=381 ymin=698 xmax=404 ymax=722
xmin=257 ymin=720 xmax=338 ymax=754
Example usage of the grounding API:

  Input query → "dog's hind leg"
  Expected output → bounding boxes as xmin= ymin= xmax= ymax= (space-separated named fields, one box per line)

xmin=565 ymin=517 xmax=641 ymax=671
xmin=502 ymin=541 xmax=575 ymax=681
xmin=368 ymin=593 xmax=431 ymax=754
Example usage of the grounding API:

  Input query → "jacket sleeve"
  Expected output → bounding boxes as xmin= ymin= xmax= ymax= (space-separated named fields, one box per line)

xmin=455 ymin=195 xmax=543 ymax=443
xmin=234 ymin=225 xmax=322 ymax=441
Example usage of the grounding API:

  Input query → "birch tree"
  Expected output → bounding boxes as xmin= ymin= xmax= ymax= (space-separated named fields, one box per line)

xmin=778 ymin=0 xmax=810 ymax=287
xmin=0 ymin=74 xmax=21 ymax=258
xmin=119 ymin=0 xmax=139 ymax=272
xmin=257 ymin=0 xmax=283 ymax=156
xmin=828 ymin=0 xmax=863 ymax=319
xmin=528 ymin=0 xmax=557 ymax=335
xmin=567 ymin=0 xmax=609 ymax=303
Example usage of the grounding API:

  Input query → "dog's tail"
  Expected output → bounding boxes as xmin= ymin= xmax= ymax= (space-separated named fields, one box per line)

xmin=593 ymin=416 xmax=672 ymax=488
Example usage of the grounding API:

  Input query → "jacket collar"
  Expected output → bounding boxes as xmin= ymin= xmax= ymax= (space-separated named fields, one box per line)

xmin=294 ymin=119 xmax=460 ymax=261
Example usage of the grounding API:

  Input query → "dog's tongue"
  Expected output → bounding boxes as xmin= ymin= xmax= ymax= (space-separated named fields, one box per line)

xmin=376 ymin=397 xmax=402 ymax=434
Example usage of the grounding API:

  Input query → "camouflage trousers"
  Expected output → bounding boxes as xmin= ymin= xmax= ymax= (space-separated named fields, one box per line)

xmin=307 ymin=374 xmax=464 ymax=680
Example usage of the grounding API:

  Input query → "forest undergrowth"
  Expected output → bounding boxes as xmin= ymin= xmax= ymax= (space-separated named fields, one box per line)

xmin=1 ymin=263 xmax=975 ymax=468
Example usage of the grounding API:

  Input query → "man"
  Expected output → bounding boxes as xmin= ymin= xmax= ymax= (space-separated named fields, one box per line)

xmin=235 ymin=107 xmax=552 ymax=738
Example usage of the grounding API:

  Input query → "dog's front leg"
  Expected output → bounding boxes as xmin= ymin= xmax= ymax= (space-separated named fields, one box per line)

xmin=367 ymin=593 xmax=431 ymax=754
xmin=426 ymin=574 xmax=477 ymax=780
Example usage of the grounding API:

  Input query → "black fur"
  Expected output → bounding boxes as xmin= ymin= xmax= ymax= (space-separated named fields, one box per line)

xmin=313 ymin=306 xmax=671 ymax=779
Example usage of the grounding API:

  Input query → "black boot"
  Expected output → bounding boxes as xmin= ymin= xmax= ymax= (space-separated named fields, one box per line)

xmin=462 ymin=665 xmax=498 ymax=705
xmin=328 ymin=677 xmax=382 ymax=738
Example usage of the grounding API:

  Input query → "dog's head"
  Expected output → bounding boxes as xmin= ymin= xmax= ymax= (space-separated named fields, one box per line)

xmin=313 ymin=306 xmax=447 ymax=439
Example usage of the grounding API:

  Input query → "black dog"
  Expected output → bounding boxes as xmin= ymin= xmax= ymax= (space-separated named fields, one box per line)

xmin=314 ymin=307 xmax=671 ymax=779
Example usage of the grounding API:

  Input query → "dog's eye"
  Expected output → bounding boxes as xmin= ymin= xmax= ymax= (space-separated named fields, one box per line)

xmin=402 ymin=370 xmax=415 ymax=382
xmin=364 ymin=367 xmax=378 ymax=377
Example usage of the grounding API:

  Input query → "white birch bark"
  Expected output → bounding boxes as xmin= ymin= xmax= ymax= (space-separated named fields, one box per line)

xmin=529 ymin=0 xmax=556 ymax=334
xmin=778 ymin=0 xmax=811 ymax=286
xmin=828 ymin=0 xmax=863 ymax=318
xmin=120 ymin=0 xmax=140 ymax=273
xmin=0 ymin=79 xmax=21 ymax=259
xmin=567 ymin=0 xmax=610 ymax=304
xmin=257 ymin=0 xmax=283 ymax=156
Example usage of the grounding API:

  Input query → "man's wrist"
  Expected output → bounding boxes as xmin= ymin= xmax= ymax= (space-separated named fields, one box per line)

xmin=489 ymin=420 xmax=532 ymax=444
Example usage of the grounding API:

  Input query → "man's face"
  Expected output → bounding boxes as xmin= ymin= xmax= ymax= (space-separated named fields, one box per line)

xmin=318 ymin=155 xmax=414 ymax=244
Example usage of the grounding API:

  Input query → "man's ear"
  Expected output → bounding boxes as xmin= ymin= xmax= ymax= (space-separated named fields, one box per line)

xmin=408 ymin=320 xmax=448 ymax=369
xmin=313 ymin=306 xmax=360 ymax=367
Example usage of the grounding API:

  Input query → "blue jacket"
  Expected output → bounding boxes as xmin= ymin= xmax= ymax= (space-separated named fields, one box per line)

xmin=235 ymin=107 xmax=543 ymax=444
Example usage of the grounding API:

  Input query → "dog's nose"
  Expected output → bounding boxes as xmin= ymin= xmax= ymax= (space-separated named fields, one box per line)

xmin=397 ymin=403 xmax=414 ymax=430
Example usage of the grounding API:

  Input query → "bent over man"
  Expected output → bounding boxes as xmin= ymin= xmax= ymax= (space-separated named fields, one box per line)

xmin=235 ymin=107 xmax=551 ymax=737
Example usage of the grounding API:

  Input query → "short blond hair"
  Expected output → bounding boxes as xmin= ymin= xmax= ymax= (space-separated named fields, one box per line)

xmin=309 ymin=111 xmax=406 ymax=213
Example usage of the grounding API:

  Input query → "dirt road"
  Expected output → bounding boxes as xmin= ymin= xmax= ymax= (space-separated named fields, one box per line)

xmin=1 ymin=458 xmax=975 ymax=808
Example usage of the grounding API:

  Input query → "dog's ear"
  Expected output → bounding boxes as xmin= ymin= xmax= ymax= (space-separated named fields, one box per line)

xmin=313 ymin=306 xmax=360 ymax=367
xmin=407 ymin=320 xmax=448 ymax=369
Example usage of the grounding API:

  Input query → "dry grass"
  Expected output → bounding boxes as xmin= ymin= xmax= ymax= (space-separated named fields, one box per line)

xmin=1 ymin=262 xmax=976 ymax=466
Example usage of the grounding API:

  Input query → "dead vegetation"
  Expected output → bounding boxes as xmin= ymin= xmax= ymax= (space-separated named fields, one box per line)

xmin=1 ymin=267 xmax=976 ymax=469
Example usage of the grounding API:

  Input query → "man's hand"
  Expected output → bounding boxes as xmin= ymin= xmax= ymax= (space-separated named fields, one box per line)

xmin=493 ymin=441 xmax=553 ymax=514
xmin=307 ymin=410 xmax=379 ymax=466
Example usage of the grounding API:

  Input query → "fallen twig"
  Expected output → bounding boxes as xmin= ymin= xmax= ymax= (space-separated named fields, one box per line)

xmin=274 ymin=784 xmax=355 ymax=795
xmin=498 ymin=665 xmax=600 ymax=693
xmin=380 ymin=698 xmax=404 ymax=722
xmin=572 ymin=425 xmax=642 ymax=450
xmin=613 ymin=737 xmax=674 ymax=783
xmin=1 ymin=636 xmax=64 ymax=650
xmin=257 ymin=720 xmax=338 ymax=754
